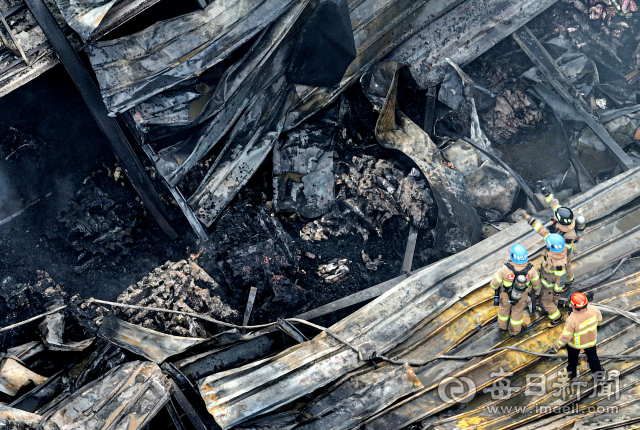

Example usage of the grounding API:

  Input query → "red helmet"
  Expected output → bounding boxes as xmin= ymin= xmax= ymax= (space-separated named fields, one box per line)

xmin=570 ymin=292 xmax=588 ymax=309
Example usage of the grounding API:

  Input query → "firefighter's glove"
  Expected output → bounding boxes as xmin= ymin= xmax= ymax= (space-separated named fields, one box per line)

xmin=541 ymin=186 xmax=551 ymax=198
xmin=493 ymin=290 xmax=500 ymax=307
xmin=535 ymin=181 xmax=543 ymax=195
xmin=558 ymin=299 xmax=570 ymax=308
xmin=546 ymin=346 xmax=558 ymax=354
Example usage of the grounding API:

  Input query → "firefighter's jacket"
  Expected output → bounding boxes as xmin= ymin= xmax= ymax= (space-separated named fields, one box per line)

xmin=529 ymin=217 xmax=569 ymax=292
xmin=555 ymin=305 xmax=602 ymax=349
xmin=491 ymin=262 xmax=541 ymax=292
xmin=545 ymin=194 xmax=578 ymax=255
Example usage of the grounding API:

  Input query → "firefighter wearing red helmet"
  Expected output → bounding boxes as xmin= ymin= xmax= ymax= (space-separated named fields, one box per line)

xmin=546 ymin=292 xmax=603 ymax=379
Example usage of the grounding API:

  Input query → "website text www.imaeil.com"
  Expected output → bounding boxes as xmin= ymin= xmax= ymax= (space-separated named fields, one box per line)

xmin=436 ymin=367 xmax=621 ymax=415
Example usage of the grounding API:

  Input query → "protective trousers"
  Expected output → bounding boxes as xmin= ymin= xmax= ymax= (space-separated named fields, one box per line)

xmin=498 ymin=289 xmax=528 ymax=335
xmin=566 ymin=345 xmax=603 ymax=378
xmin=540 ymin=273 xmax=562 ymax=321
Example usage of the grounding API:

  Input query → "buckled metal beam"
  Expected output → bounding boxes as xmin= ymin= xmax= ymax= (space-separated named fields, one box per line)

xmin=24 ymin=0 xmax=178 ymax=240
xmin=512 ymin=25 xmax=636 ymax=171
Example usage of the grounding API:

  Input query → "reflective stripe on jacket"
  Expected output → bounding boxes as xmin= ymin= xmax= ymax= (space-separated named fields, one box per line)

xmin=529 ymin=217 xmax=568 ymax=292
xmin=546 ymin=195 xmax=578 ymax=254
xmin=555 ymin=305 xmax=602 ymax=349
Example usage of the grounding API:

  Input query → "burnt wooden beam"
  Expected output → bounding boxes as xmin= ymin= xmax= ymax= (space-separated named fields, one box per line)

xmin=512 ymin=25 xmax=635 ymax=171
xmin=24 ymin=0 xmax=178 ymax=240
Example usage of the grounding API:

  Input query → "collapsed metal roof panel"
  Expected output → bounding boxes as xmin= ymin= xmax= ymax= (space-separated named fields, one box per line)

xmin=284 ymin=0 xmax=466 ymax=130
xmin=98 ymin=315 xmax=206 ymax=363
xmin=152 ymin=0 xmax=310 ymax=187
xmin=198 ymin=166 xmax=640 ymax=429
xmin=0 ymin=403 xmax=42 ymax=428
xmin=387 ymin=0 xmax=558 ymax=88
xmin=365 ymin=281 xmax=640 ymax=429
xmin=87 ymin=0 xmax=300 ymax=115
xmin=428 ymin=287 xmax=640 ymax=429
xmin=0 ymin=0 xmax=165 ymax=99
xmin=362 ymin=61 xmax=483 ymax=252
xmin=39 ymin=361 xmax=171 ymax=430
xmin=185 ymin=75 xmax=294 ymax=227
xmin=153 ymin=0 xmax=471 ymax=230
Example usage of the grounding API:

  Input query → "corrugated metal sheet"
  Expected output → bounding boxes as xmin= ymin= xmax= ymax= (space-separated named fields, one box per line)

xmin=198 ymin=167 xmax=640 ymax=429
xmin=40 ymin=361 xmax=171 ymax=430
xmin=87 ymin=0 xmax=300 ymax=115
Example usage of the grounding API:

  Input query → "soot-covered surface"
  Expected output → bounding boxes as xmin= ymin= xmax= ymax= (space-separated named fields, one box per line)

xmin=3 ymin=0 xmax=637 ymax=329
xmin=0 ymin=68 xmax=432 ymax=326
xmin=0 ymin=66 xmax=193 ymax=302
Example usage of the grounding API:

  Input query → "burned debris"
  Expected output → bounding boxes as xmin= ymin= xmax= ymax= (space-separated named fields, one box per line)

xmin=105 ymin=259 xmax=237 ymax=337
xmin=273 ymin=118 xmax=337 ymax=219
xmin=0 ymin=358 xmax=46 ymax=397
xmin=5 ymin=0 xmax=640 ymax=429
xmin=56 ymin=164 xmax=156 ymax=273
xmin=300 ymin=153 xmax=436 ymax=243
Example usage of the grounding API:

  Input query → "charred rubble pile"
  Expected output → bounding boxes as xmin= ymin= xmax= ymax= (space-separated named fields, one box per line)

xmin=90 ymin=259 xmax=238 ymax=337
xmin=6 ymin=0 xmax=640 ymax=428
xmin=0 ymin=267 xmax=235 ymax=430
xmin=0 ymin=271 xmax=87 ymax=356
xmin=301 ymin=154 xmax=436 ymax=242
xmin=56 ymin=164 xmax=142 ymax=273
xmin=55 ymin=163 xmax=186 ymax=274
xmin=437 ymin=0 xmax=640 ymax=192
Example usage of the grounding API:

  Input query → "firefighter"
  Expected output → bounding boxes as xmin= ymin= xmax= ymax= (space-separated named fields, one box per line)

xmin=539 ymin=185 xmax=587 ymax=291
xmin=491 ymin=244 xmax=541 ymax=335
xmin=522 ymin=212 xmax=567 ymax=326
xmin=546 ymin=292 xmax=603 ymax=379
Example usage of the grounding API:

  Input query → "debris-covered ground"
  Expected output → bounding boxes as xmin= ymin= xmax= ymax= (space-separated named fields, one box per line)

xmin=3 ymin=0 xmax=640 ymax=428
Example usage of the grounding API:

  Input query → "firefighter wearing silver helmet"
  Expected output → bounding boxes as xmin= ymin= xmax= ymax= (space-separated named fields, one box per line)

xmin=490 ymin=244 xmax=540 ymax=335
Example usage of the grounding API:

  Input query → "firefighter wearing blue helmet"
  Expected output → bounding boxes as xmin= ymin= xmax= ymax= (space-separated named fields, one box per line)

xmin=490 ymin=244 xmax=541 ymax=336
xmin=523 ymin=212 xmax=569 ymax=326
xmin=538 ymin=184 xmax=586 ymax=291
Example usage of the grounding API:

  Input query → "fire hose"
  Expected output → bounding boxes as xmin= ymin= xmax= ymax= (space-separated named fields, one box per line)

xmin=3 ymin=299 xmax=640 ymax=367
xmin=85 ymin=299 xmax=640 ymax=367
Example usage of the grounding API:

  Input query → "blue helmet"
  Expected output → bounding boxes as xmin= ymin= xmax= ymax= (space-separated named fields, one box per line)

xmin=510 ymin=244 xmax=528 ymax=264
xmin=545 ymin=233 xmax=566 ymax=253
